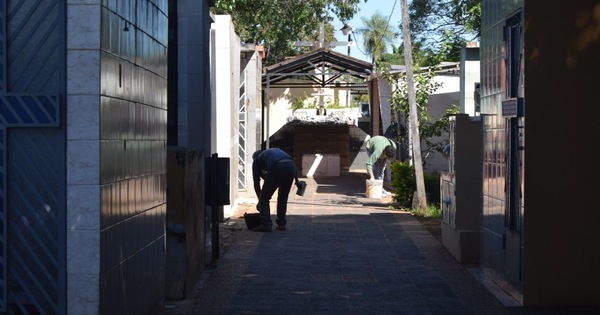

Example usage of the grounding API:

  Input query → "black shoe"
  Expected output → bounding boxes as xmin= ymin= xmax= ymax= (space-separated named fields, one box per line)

xmin=253 ymin=224 xmax=273 ymax=232
xmin=276 ymin=225 xmax=286 ymax=231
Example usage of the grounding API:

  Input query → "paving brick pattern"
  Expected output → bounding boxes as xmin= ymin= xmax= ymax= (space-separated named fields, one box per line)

xmin=165 ymin=172 xmax=539 ymax=315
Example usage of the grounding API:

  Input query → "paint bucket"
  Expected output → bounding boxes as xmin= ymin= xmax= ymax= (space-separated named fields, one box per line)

xmin=243 ymin=212 xmax=261 ymax=229
xmin=365 ymin=179 xmax=383 ymax=198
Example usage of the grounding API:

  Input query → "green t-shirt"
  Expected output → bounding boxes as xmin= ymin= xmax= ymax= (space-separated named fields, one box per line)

xmin=365 ymin=136 xmax=397 ymax=175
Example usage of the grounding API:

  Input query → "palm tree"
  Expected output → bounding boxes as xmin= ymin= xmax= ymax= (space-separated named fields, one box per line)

xmin=355 ymin=11 xmax=398 ymax=65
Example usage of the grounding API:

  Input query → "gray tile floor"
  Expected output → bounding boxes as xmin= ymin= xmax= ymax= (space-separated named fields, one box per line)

xmin=166 ymin=172 xmax=599 ymax=315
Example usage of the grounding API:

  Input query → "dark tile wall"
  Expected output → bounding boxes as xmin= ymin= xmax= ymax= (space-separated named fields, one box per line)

xmin=479 ymin=0 xmax=523 ymax=300
xmin=98 ymin=1 xmax=168 ymax=314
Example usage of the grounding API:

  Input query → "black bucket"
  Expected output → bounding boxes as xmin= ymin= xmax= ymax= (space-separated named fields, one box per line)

xmin=243 ymin=212 xmax=261 ymax=229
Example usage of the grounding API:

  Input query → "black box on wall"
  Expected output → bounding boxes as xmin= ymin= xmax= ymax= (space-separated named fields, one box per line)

xmin=205 ymin=156 xmax=230 ymax=206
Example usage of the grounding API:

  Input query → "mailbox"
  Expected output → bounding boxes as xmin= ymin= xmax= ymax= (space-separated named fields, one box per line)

xmin=205 ymin=155 xmax=230 ymax=206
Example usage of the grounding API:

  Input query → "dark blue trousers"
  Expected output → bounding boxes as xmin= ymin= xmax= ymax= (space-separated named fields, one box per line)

xmin=258 ymin=160 xmax=296 ymax=227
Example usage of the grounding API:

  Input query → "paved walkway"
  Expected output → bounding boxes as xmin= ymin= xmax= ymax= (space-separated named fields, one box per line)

xmin=165 ymin=172 xmax=594 ymax=315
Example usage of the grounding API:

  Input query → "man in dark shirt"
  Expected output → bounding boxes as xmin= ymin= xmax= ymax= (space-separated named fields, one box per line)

xmin=251 ymin=148 xmax=298 ymax=232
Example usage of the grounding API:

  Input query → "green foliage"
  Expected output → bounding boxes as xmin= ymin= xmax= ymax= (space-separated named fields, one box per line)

xmin=379 ymin=40 xmax=446 ymax=67
xmin=423 ymin=171 xmax=440 ymax=207
xmin=387 ymin=67 xmax=442 ymax=117
xmin=408 ymin=0 xmax=481 ymax=45
xmin=409 ymin=203 xmax=441 ymax=218
xmin=379 ymin=44 xmax=405 ymax=65
xmin=390 ymin=160 xmax=440 ymax=209
xmin=355 ymin=11 xmax=398 ymax=65
xmin=390 ymin=160 xmax=415 ymax=208
xmin=354 ymin=94 xmax=369 ymax=103
xmin=420 ymin=104 xmax=460 ymax=160
xmin=382 ymin=67 xmax=460 ymax=163
xmin=433 ymin=29 xmax=467 ymax=63
xmin=291 ymin=92 xmax=317 ymax=109
xmin=325 ymin=99 xmax=343 ymax=109
xmin=378 ymin=0 xmax=479 ymax=68
xmin=212 ymin=0 xmax=366 ymax=65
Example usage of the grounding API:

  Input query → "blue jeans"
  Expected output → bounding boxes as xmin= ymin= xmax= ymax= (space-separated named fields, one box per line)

xmin=367 ymin=150 xmax=386 ymax=180
xmin=258 ymin=160 xmax=296 ymax=227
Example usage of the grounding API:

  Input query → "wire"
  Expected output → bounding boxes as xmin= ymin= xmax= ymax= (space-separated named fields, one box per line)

xmin=384 ymin=0 xmax=399 ymax=42
xmin=352 ymin=32 xmax=368 ymax=56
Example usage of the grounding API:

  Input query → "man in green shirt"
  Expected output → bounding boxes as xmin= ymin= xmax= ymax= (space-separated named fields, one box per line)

xmin=365 ymin=135 xmax=397 ymax=195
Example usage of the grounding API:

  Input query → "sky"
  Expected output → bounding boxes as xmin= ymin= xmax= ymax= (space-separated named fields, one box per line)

xmin=331 ymin=0 xmax=402 ymax=63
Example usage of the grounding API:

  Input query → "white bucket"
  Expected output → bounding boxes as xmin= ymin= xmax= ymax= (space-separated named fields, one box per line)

xmin=365 ymin=179 xmax=383 ymax=198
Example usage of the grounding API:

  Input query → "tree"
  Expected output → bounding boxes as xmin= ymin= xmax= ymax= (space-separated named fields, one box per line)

xmin=382 ymin=0 xmax=474 ymax=68
xmin=408 ymin=0 xmax=480 ymax=48
xmin=212 ymin=0 xmax=367 ymax=65
xmin=379 ymin=44 xmax=405 ymax=65
xmin=399 ymin=0 xmax=427 ymax=214
xmin=355 ymin=11 xmax=398 ymax=65
xmin=379 ymin=41 xmax=438 ymax=67
xmin=298 ymin=22 xmax=337 ymax=55
xmin=385 ymin=68 xmax=460 ymax=162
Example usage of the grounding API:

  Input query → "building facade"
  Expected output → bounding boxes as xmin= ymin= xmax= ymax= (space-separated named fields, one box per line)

xmin=0 ymin=0 xmax=195 ymax=313
xmin=70 ymin=1 xmax=169 ymax=313
xmin=480 ymin=0 xmax=600 ymax=306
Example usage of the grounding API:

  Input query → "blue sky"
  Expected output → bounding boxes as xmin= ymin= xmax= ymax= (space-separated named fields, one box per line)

xmin=331 ymin=0 xmax=402 ymax=62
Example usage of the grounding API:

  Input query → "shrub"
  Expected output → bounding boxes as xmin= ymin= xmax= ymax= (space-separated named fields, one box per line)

xmin=390 ymin=160 xmax=415 ymax=208
xmin=423 ymin=171 xmax=440 ymax=208
xmin=390 ymin=160 xmax=440 ymax=208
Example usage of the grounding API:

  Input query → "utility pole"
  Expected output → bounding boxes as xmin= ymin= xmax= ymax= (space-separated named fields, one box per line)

xmin=340 ymin=24 xmax=353 ymax=56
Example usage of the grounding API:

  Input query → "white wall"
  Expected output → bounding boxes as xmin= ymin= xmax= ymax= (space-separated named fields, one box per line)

xmin=460 ymin=45 xmax=481 ymax=116
xmin=423 ymin=74 xmax=460 ymax=174
xmin=377 ymin=76 xmax=394 ymax=133
xmin=212 ymin=15 xmax=241 ymax=218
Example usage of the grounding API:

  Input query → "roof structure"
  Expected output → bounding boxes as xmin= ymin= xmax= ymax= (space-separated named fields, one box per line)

xmin=262 ymin=48 xmax=373 ymax=94
xmin=388 ymin=61 xmax=461 ymax=75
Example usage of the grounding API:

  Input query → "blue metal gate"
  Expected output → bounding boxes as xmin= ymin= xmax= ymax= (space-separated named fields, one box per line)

xmin=0 ymin=0 xmax=66 ymax=314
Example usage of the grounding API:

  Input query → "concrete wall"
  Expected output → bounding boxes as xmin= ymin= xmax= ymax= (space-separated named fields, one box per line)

xmin=423 ymin=74 xmax=461 ymax=174
xmin=460 ymin=44 xmax=481 ymax=116
xmin=211 ymin=15 xmax=240 ymax=218
xmin=377 ymin=76 xmax=394 ymax=136
xmin=522 ymin=0 xmax=600 ymax=306
xmin=441 ymin=114 xmax=482 ymax=264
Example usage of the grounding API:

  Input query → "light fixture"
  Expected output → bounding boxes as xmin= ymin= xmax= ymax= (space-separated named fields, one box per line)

xmin=340 ymin=24 xmax=353 ymax=56
xmin=340 ymin=24 xmax=352 ymax=36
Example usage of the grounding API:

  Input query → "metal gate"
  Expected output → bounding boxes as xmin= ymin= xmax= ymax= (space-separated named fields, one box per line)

xmin=0 ymin=0 xmax=66 ymax=313
xmin=238 ymin=68 xmax=247 ymax=190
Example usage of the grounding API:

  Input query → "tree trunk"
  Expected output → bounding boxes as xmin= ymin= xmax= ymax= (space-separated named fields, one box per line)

xmin=400 ymin=0 xmax=428 ymax=214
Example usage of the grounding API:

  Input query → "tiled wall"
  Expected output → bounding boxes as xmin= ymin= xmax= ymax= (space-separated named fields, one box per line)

xmin=67 ymin=0 xmax=168 ymax=314
xmin=479 ymin=0 xmax=523 ymax=298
